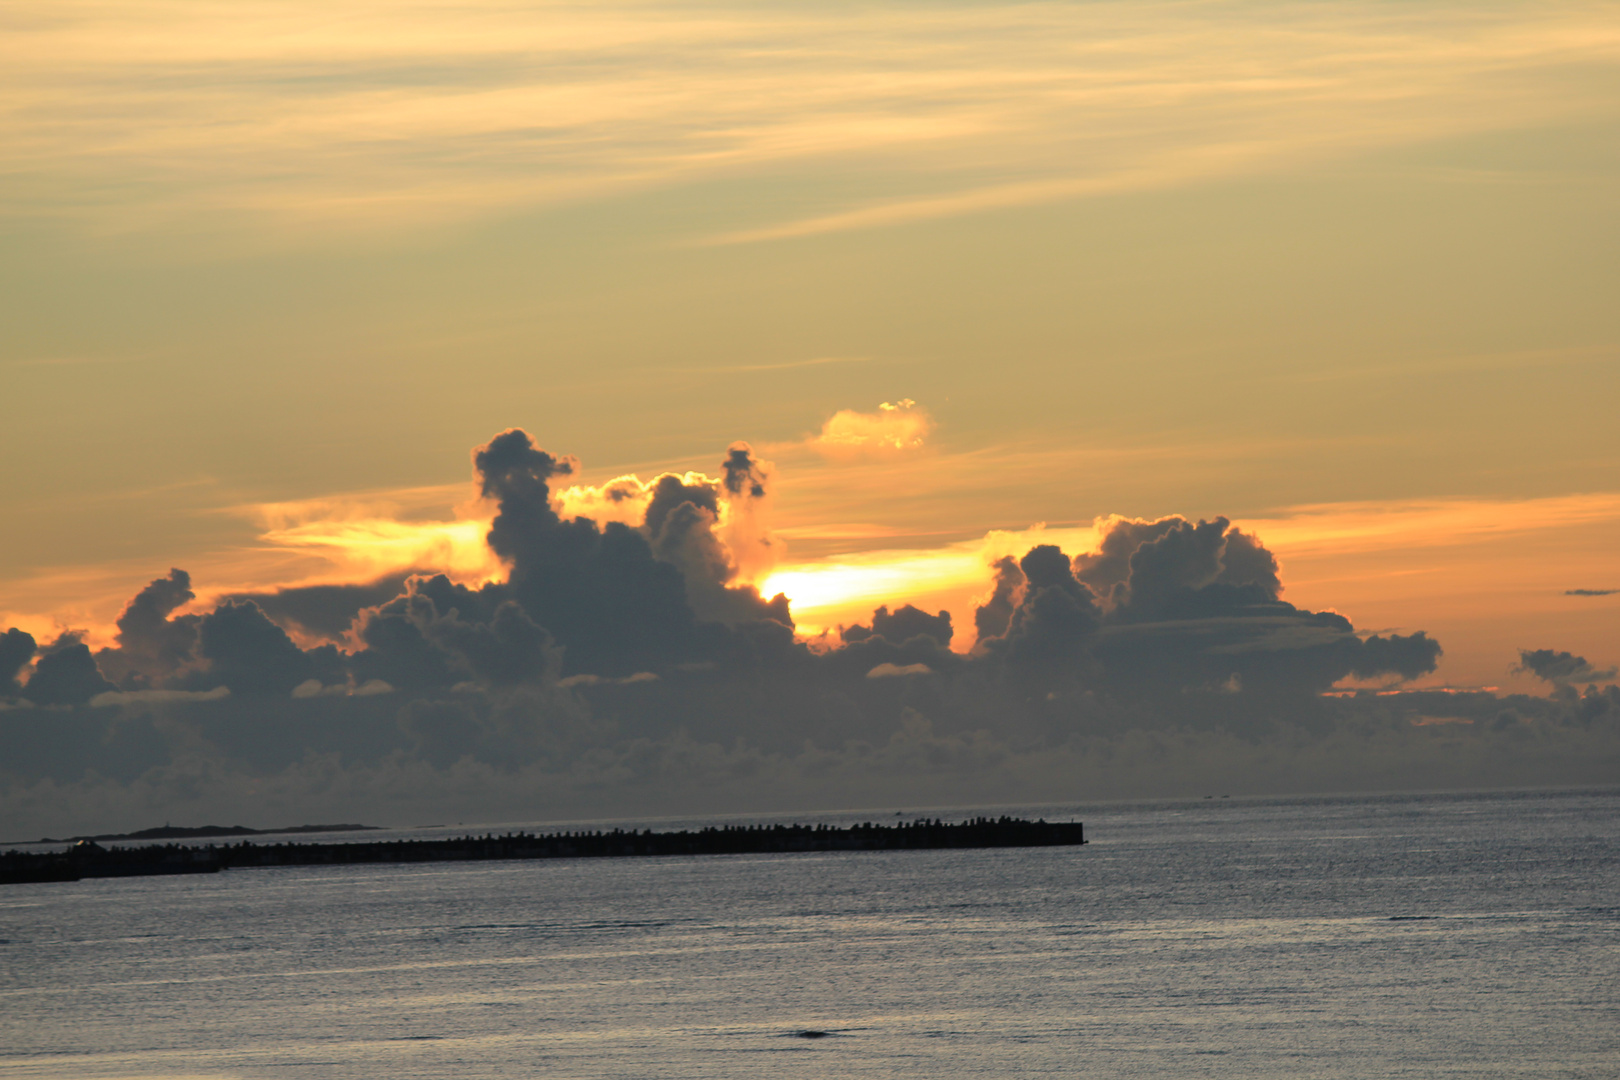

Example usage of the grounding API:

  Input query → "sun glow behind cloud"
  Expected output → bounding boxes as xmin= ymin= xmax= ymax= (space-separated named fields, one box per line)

xmin=255 ymin=517 xmax=501 ymax=585
xmin=4 ymin=457 xmax=1616 ymax=688
xmin=757 ymin=494 xmax=1620 ymax=666
xmin=761 ymin=524 xmax=1096 ymax=642
xmin=554 ymin=472 xmax=719 ymax=528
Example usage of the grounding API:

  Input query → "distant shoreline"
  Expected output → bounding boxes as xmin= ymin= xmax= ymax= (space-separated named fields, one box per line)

xmin=24 ymin=823 xmax=380 ymax=845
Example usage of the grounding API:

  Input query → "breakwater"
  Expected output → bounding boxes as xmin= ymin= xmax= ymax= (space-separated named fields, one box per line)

xmin=1 ymin=817 xmax=1084 ymax=884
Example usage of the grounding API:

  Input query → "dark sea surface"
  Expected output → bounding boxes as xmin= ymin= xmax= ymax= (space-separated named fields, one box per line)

xmin=2 ymin=788 xmax=1617 ymax=1078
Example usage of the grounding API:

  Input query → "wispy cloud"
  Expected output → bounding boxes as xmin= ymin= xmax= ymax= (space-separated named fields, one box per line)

xmin=1277 ymin=344 xmax=1620 ymax=384
xmin=5 ymin=353 xmax=143 ymax=368
xmin=4 ymin=1 xmax=1616 ymax=241
xmin=1238 ymin=493 xmax=1620 ymax=556
xmin=666 ymin=356 xmax=870 ymax=375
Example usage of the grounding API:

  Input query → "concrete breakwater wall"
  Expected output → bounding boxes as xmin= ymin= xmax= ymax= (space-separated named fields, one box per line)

xmin=2 ymin=817 xmax=1084 ymax=884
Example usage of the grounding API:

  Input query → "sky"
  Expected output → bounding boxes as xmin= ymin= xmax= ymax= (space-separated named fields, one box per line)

xmin=3 ymin=0 xmax=1618 ymax=834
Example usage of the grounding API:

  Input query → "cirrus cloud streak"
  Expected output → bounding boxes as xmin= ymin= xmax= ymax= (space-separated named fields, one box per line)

xmin=4 ymin=1 xmax=1617 ymax=241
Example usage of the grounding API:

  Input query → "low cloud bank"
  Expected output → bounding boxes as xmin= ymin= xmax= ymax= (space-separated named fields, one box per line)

xmin=4 ymin=429 xmax=1616 ymax=836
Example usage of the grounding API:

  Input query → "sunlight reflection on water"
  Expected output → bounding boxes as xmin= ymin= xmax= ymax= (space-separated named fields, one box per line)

xmin=2 ymin=789 xmax=1617 ymax=1078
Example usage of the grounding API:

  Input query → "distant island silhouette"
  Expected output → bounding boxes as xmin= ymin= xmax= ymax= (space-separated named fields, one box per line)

xmin=2 ymin=817 xmax=1084 ymax=885
xmin=29 ymin=823 xmax=380 ymax=844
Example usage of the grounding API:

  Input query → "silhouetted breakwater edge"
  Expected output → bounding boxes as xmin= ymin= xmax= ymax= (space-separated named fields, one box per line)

xmin=0 ymin=817 xmax=1084 ymax=885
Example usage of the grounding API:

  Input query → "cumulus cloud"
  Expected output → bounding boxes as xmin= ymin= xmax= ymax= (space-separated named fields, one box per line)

xmin=972 ymin=556 xmax=1024 ymax=646
xmin=810 ymin=400 xmax=933 ymax=459
xmin=972 ymin=517 xmax=1441 ymax=699
xmin=227 ymin=575 xmax=416 ymax=643
xmin=1516 ymin=649 xmax=1618 ymax=686
xmin=95 ymin=568 xmax=200 ymax=687
xmin=3 ymin=429 xmax=1614 ymax=835
xmin=21 ymin=637 xmax=115 ymax=707
xmin=1 ymin=628 xmax=35 ymax=698
xmin=842 ymin=604 xmax=953 ymax=647
xmin=556 ymin=472 xmax=703 ymax=529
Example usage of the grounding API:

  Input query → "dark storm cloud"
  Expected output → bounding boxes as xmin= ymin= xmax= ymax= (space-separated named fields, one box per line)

xmin=4 ymin=431 xmax=1613 ymax=836
xmin=1515 ymin=649 xmax=1618 ymax=685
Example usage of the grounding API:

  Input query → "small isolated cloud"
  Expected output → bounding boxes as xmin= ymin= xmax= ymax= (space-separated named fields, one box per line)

xmin=1565 ymin=588 xmax=1617 ymax=597
xmin=810 ymin=400 xmax=932 ymax=459
xmin=1515 ymin=649 xmax=1618 ymax=685
xmin=867 ymin=662 xmax=934 ymax=679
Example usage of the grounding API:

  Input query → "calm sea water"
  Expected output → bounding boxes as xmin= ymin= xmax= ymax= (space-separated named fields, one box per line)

xmin=2 ymin=789 xmax=1616 ymax=1079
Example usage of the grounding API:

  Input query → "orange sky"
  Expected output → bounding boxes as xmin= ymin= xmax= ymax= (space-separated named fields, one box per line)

xmin=4 ymin=0 xmax=1618 ymax=703
xmin=4 ymin=402 xmax=1615 ymax=695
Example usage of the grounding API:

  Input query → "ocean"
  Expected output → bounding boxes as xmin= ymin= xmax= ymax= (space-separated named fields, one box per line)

xmin=2 ymin=788 xmax=1616 ymax=1078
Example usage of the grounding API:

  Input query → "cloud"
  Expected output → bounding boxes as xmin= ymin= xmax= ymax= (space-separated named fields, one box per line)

xmin=4 ymin=427 xmax=1616 ymax=835
xmin=972 ymin=556 xmax=1023 ymax=647
xmin=555 ymin=474 xmax=671 ymax=529
xmin=559 ymin=672 xmax=661 ymax=688
xmin=250 ymin=512 xmax=502 ymax=588
xmin=21 ymin=637 xmax=116 ymax=706
xmin=970 ymin=518 xmax=1441 ymax=698
xmin=866 ymin=663 xmax=934 ymax=679
xmin=1515 ymin=649 xmax=1618 ymax=686
xmin=91 ymin=686 xmax=231 ymax=707
xmin=556 ymin=458 xmax=787 ymax=626
xmin=1236 ymin=493 xmax=1620 ymax=556
xmin=843 ymin=604 xmax=953 ymax=648
xmin=0 ymin=628 xmax=36 ymax=698
xmin=8 ymin=2 xmax=1616 ymax=243
xmin=809 ymin=400 xmax=933 ymax=459
xmin=227 ymin=575 xmax=417 ymax=643
xmin=675 ymin=357 xmax=868 ymax=375
xmin=1565 ymin=588 xmax=1617 ymax=597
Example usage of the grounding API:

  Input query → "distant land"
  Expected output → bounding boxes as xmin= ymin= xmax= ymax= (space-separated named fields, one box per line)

xmin=31 ymin=823 xmax=380 ymax=844
xmin=3 ymin=818 xmax=1085 ymax=885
